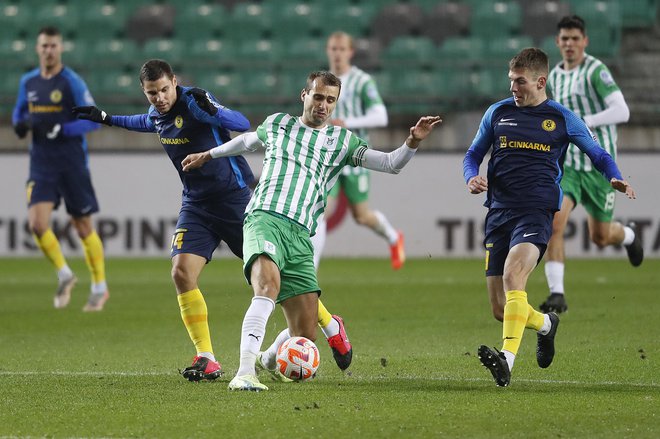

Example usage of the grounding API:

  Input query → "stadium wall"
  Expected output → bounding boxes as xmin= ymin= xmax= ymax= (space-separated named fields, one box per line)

xmin=0 ymin=153 xmax=658 ymax=259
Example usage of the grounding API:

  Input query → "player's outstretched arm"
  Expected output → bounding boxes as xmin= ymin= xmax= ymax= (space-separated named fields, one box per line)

xmin=406 ymin=116 xmax=443 ymax=149
xmin=182 ymin=132 xmax=263 ymax=171
xmin=610 ymin=178 xmax=636 ymax=199
xmin=72 ymin=106 xmax=113 ymax=126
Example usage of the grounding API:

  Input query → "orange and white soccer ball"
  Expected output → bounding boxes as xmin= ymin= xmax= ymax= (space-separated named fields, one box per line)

xmin=276 ymin=336 xmax=320 ymax=381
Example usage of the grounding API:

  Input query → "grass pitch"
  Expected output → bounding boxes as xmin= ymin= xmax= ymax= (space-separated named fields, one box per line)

xmin=0 ymin=257 xmax=658 ymax=438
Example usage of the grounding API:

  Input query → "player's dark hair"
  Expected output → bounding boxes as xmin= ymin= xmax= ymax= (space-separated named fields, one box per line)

xmin=557 ymin=15 xmax=586 ymax=35
xmin=509 ymin=48 xmax=549 ymax=77
xmin=304 ymin=71 xmax=342 ymax=93
xmin=139 ymin=59 xmax=175 ymax=84
xmin=38 ymin=26 xmax=61 ymax=37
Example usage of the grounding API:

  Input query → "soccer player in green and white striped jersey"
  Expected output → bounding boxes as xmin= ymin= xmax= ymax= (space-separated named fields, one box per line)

xmin=310 ymin=32 xmax=405 ymax=273
xmin=541 ymin=15 xmax=643 ymax=314
xmin=181 ymin=71 xmax=441 ymax=391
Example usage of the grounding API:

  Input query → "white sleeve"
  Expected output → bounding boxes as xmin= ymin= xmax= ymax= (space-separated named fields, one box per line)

xmin=359 ymin=143 xmax=417 ymax=174
xmin=209 ymin=132 xmax=263 ymax=158
xmin=342 ymin=104 xmax=388 ymax=129
xmin=582 ymin=91 xmax=630 ymax=128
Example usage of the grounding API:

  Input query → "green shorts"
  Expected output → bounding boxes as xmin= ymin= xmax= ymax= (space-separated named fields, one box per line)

xmin=242 ymin=210 xmax=320 ymax=304
xmin=329 ymin=167 xmax=370 ymax=203
xmin=561 ymin=166 xmax=616 ymax=222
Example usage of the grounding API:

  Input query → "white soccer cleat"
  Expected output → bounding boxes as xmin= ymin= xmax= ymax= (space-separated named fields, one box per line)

xmin=228 ymin=374 xmax=269 ymax=391
xmin=82 ymin=290 xmax=109 ymax=312
xmin=256 ymin=352 xmax=293 ymax=383
xmin=54 ymin=275 xmax=77 ymax=309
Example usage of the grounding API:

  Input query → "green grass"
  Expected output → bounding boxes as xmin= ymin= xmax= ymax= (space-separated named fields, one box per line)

xmin=0 ymin=257 xmax=658 ymax=438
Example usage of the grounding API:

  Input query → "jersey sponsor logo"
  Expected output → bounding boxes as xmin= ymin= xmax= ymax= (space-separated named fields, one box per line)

xmin=159 ymin=136 xmax=190 ymax=145
xmin=27 ymin=91 xmax=38 ymax=102
xmin=50 ymin=89 xmax=62 ymax=103
xmin=542 ymin=119 xmax=556 ymax=132
xmin=599 ymin=69 xmax=615 ymax=86
xmin=500 ymin=118 xmax=515 ymax=122
xmin=28 ymin=103 xmax=63 ymax=113
xmin=500 ymin=136 xmax=507 ymax=148
xmin=523 ymin=232 xmax=538 ymax=237
xmin=175 ymin=115 xmax=183 ymax=128
xmin=498 ymin=117 xmax=517 ymax=126
xmin=500 ymin=136 xmax=551 ymax=152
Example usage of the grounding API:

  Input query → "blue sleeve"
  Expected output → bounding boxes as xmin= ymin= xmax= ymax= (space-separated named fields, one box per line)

xmin=12 ymin=75 xmax=29 ymax=125
xmin=560 ymin=105 xmax=623 ymax=181
xmin=185 ymin=90 xmax=250 ymax=132
xmin=62 ymin=69 xmax=100 ymax=137
xmin=110 ymin=114 xmax=156 ymax=133
xmin=463 ymin=104 xmax=496 ymax=183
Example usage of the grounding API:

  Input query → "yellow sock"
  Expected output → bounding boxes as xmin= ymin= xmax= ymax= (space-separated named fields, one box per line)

xmin=82 ymin=231 xmax=106 ymax=284
xmin=178 ymin=289 xmax=213 ymax=354
xmin=525 ymin=304 xmax=545 ymax=331
xmin=33 ymin=228 xmax=67 ymax=270
xmin=502 ymin=290 xmax=529 ymax=355
xmin=317 ymin=299 xmax=333 ymax=328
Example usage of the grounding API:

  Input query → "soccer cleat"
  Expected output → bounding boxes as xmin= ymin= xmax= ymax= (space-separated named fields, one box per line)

xmin=228 ymin=374 xmax=268 ymax=391
xmin=478 ymin=345 xmax=511 ymax=387
xmin=537 ymin=312 xmax=560 ymax=369
xmin=181 ymin=356 xmax=223 ymax=382
xmin=539 ymin=293 xmax=568 ymax=314
xmin=53 ymin=275 xmax=77 ymax=309
xmin=327 ymin=315 xmax=352 ymax=370
xmin=390 ymin=231 xmax=405 ymax=270
xmin=255 ymin=352 xmax=293 ymax=383
xmin=82 ymin=290 xmax=109 ymax=312
xmin=624 ymin=222 xmax=644 ymax=267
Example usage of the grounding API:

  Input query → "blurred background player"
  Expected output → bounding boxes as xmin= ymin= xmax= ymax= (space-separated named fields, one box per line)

xmin=12 ymin=26 xmax=108 ymax=312
xmin=463 ymin=48 xmax=635 ymax=386
xmin=542 ymin=15 xmax=643 ymax=314
xmin=311 ymin=31 xmax=404 ymax=271
xmin=181 ymin=71 xmax=441 ymax=391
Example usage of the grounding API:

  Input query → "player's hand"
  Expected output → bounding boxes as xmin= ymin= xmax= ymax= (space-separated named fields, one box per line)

xmin=186 ymin=88 xmax=218 ymax=116
xmin=46 ymin=124 xmax=61 ymax=140
xmin=610 ymin=178 xmax=636 ymax=199
xmin=182 ymin=151 xmax=212 ymax=172
xmin=13 ymin=121 xmax=30 ymax=139
xmin=72 ymin=106 xmax=113 ymax=126
xmin=407 ymin=116 xmax=442 ymax=148
xmin=468 ymin=176 xmax=488 ymax=194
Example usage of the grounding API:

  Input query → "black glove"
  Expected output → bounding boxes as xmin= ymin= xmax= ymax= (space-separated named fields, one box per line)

xmin=186 ymin=88 xmax=218 ymax=116
xmin=72 ymin=106 xmax=113 ymax=126
xmin=14 ymin=121 xmax=30 ymax=139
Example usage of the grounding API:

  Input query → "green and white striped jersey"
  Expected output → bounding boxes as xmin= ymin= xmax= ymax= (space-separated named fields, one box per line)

xmin=548 ymin=53 xmax=621 ymax=172
xmin=249 ymin=113 xmax=368 ymax=234
xmin=335 ymin=66 xmax=385 ymax=141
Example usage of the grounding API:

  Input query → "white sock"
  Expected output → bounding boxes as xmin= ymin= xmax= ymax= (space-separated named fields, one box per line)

xmin=373 ymin=210 xmax=399 ymax=244
xmin=262 ymin=328 xmax=291 ymax=369
xmin=236 ymin=296 xmax=275 ymax=377
xmin=91 ymin=281 xmax=107 ymax=295
xmin=198 ymin=352 xmax=216 ymax=362
xmin=57 ymin=266 xmax=73 ymax=282
xmin=544 ymin=261 xmax=565 ymax=294
xmin=502 ymin=350 xmax=515 ymax=371
xmin=538 ymin=314 xmax=552 ymax=336
xmin=622 ymin=226 xmax=635 ymax=246
xmin=320 ymin=317 xmax=340 ymax=339
xmin=311 ymin=218 xmax=326 ymax=270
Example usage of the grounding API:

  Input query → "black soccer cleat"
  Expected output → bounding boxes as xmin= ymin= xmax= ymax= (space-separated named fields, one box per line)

xmin=537 ymin=312 xmax=560 ymax=369
xmin=181 ymin=356 xmax=223 ymax=382
xmin=539 ymin=293 xmax=568 ymax=314
xmin=624 ymin=222 xmax=644 ymax=267
xmin=478 ymin=345 xmax=511 ymax=387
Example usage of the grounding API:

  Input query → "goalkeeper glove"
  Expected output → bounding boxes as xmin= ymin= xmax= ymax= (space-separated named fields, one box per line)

xmin=186 ymin=88 xmax=218 ymax=116
xmin=72 ymin=106 xmax=113 ymax=126
xmin=14 ymin=121 xmax=30 ymax=139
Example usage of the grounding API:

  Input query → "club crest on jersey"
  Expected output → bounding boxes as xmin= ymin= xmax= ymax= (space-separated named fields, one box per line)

xmin=50 ymin=89 xmax=62 ymax=103
xmin=500 ymin=136 xmax=507 ymax=148
xmin=264 ymin=240 xmax=276 ymax=255
xmin=326 ymin=137 xmax=336 ymax=146
xmin=542 ymin=119 xmax=556 ymax=132
xmin=175 ymin=115 xmax=183 ymax=128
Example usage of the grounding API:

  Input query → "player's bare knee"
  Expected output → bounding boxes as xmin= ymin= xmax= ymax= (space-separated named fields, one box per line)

xmin=28 ymin=220 xmax=48 ymax=237
xmin=171 ymin=263 xmax=194 ymax=290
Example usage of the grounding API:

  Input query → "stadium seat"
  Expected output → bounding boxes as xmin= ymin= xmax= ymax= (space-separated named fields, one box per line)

xmin=267 ymin=0 xmax=321 ymax=40
xmin=188 ymin=38 xmax=237 ymax=69
xmin=483 ymin=36 xmax=535 ymax=64
xmin=234 ymin=38 xmax=284 ymax=69
xmin=281 ymin=38 xmax=327 ymax=69
xmin=470 ymin=1 xmax=522 ymax=39
xmin=240 ymin=71 xmax=281 ymax=98
xmin=420 ymin=1 xmax=472 ymax=46
xmin=370 ymin=3 xmax=424 ymax=46
xmin=90 ymin=39 xmax=141 ymax=69
xmin=521 ymin=0 xmax=571 ymax=44
xmin=125 ymin=4 xmax=176 ymax=45
xmin=142 ymin=38 xmax=186 ymax=66
xmin=569 ymin=0 xmax=622 ymax=58
xmin=194 ymin=72 xmax=243 ymax=104
xmin=352 ymin=37 xmax=383 ymax=71
xmin=380 ymin=36 xmax=437 ymax=70
xmin=0 ymin=3 xmax=30 ymax=40
xmin=540 ymin=35 xmax=562 ymax=65
xmin=0 ymin=69 xmax=26 ymax=100
xmin=316 ymin=4 xmax=377 ymax=39
xmin=35 ymin=4 xmax=81 ymax=35
xmin=0 ymin=38 xmax=33 ymax=69
xmin=174 ymin=3 xmax=227 ymax=42
xmin=222 ymin=2 xmax=274 ymax=41
xmin=77 ymin=2 xmax=130 ymax=42
xmin=620 ymin=0 xmax=658 ymax=28
xmin=436 ymin=36 xmax=485 ymax=68
xmin=61 ymin=39 xmax=91 ymax=71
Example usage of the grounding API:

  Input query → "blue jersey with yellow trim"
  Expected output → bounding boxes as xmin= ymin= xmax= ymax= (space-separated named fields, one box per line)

xmin=111 ymin=86 xmax=253 ymax=202
xmin=12 ymin=66 xmax=99 ymax=174
xmin=463 ymin=97 xmax=622 ymax=211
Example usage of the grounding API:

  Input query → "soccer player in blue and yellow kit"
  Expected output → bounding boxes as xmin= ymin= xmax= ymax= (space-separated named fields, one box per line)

xmin=12 ymin=26 xmax=109 ymax=311
xmin=463 ymin=48 xmax=636 ymax=387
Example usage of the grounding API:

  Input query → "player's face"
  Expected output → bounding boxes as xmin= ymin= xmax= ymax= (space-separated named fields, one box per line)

xmin=557 ymin=28 xmax=588 ymax=65
xmin=36 ymin=34 xmax=63 ymax=70
xmin=326 ymin=35 xmax=354 ymax=72
xmin=509 ymin=68 xmax=546 ymax=107
xmin=142 ymin=75 xmax=178 ymax=113
xmin=300 ymin=79 xmax=340 ymax=128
